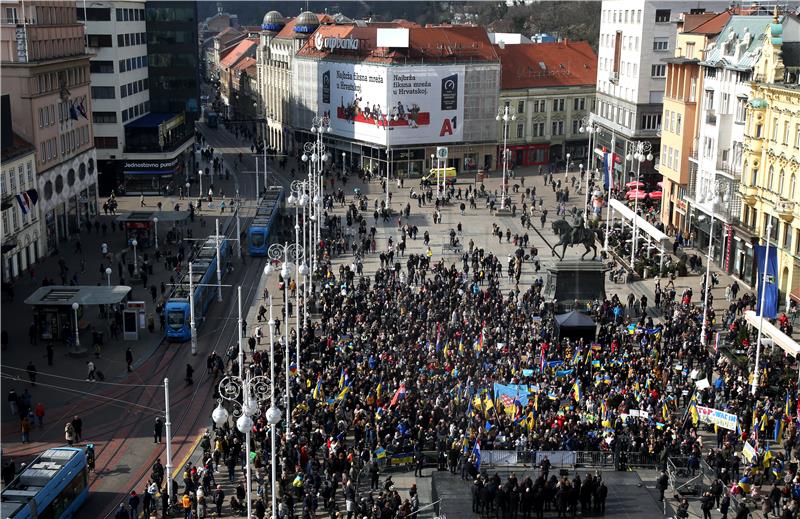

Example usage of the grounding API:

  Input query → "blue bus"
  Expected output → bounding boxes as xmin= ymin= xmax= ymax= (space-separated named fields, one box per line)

xmin=164 ymin=234 xmax=231 ymax=342
xmin=248 ymin=187 xmax=284 ymax=256
xmin=1 ymin=447 xmax=88 ymax=519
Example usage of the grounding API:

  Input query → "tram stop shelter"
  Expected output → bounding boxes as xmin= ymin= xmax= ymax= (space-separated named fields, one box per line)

xmin=25 ymin=285 xmax=132 ymax=343
xmin=607 ymin=198 xmax=669 ymax=271
xmin=743 ymin=310 xmax=800 ymax=356
xmin=115 ymin=210 xmax=190 ymax=249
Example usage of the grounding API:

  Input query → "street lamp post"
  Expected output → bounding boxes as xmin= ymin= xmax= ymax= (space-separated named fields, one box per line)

xmin=383 ymin=111 xmax=398 ymax=207
xmin=496 ymin=106 xmax=516 ymax=210
xmin=625 ymin=141 xmax=653 ymax=268
xmin=699 ymin=213 xmax=715 ymax=346
xmin=579 ymin=118 xmax=597 ymax=218
xmin=212 ymin=286 xmax=275 ymax=519
xmin=430 ymin=154 xmax=437 ymax=195
xmin=132 ymin=239 xmax=138 ymax=273
xmin=153 ymin=217 xmax=159 ymax=250
xmin=185 ymin=182 xmax=190 ymax=202
xmin=71 ymin=302 xmax=80 ymax=347
xmin=198 ymin=170 xmax=204 ymax=200
xmin=752 ymin=222 xmax=773 ymax=396
xmin=564 ymin=153 xmax=571 ymax=181
xmin=105 ymin=267 xmax=112 ymax=286
xmin=288 ymin=182 xmax=309 ymax=371
xmin=189 ymin=261 xmax=197 ymax=355
xmin=265 ymin=242 xmax=302 ymax=435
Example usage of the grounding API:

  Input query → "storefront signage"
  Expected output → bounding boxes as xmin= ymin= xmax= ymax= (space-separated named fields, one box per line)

xmin=318 ymin=62 xmax=465 ymax=146
xmin=123 ymin=157 xmax=180 ymax=171
xmin=314 ymin=33 xmax=359 ymax=51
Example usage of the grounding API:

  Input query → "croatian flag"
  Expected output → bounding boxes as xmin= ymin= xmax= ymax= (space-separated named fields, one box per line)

xmin=472 ymin=440 xmax=481 ymax=471
xmin=16 ymin=189 xmax=39 ymax=215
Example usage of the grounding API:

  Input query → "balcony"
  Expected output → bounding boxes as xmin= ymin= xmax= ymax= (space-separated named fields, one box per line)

xmin=609 ymin=71 xmax=619 ymax=84
xmin=776 ymin=199 xmax=796 ymax=222
xmin=705 ymin=111 xmax=717 ymax=125
xmin=739 ymin=184 xmax=758 ymax=205
xmin=716 ymin=159 xmax=740 ymax=178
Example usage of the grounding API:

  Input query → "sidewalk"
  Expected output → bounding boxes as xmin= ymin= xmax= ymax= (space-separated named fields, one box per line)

xmin=0 ymin=159 xmax=244 ymax=430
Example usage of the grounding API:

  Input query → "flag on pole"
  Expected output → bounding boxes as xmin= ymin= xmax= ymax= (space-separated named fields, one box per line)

xmin=15 ymin=189 xmax=38 ymax=215
xmin=389 ymin=383 xmax=406 ymax=407
xmin=472 ymin=440 xmax=481 ymax=471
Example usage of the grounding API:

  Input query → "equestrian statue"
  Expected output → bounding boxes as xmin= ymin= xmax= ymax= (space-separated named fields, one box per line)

xmin=551 ymin=216 xmax=604 ymax=261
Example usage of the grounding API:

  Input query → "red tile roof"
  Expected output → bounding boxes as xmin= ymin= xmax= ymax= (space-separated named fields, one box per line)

xmin=494 ymin=41 xmax=597 ymax=90
xmin=295 ymin=24 xmax=499 ymax=64
xmin=220 ymin=38 xmax=257 ymax=69
xmin=682 ymin=10 xmax=732 ymax=35
xmin=233 ymin=57 xmax=256 ymax=72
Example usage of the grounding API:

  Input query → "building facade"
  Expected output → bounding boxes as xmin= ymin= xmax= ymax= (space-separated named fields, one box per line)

xmin=1 ymin=103 xmax=42 ymax=280
xmin=739 ymin=20 xmax=800 ymax=308
xmin=659 ymin=10 xmax=730 ymax=233
xmin=592 ymin=0 xmax=729 ymax=190
xmin=688 ymin=13 xmax=800 ymax=286
xmin=292 ymin=23 xmax=501 ymax=178
xmin=495 ymin=40 xmax=597 ymax=169
xmin=1 ymin=0 xmax=98 ymax=253
xmin=256 ymin=12 xmax=334 ymax=154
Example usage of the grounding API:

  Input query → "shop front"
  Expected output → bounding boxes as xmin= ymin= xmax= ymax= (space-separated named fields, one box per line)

xmin=497 ymin=143 xmax=550 ymax=170
xmin=690 ymin=207 xmax=726 ymax=266
xmin=121 ymin=155 xmax=186 ymax=196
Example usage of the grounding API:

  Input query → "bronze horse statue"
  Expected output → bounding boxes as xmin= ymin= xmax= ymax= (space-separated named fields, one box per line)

xmin=551 ymin=218 xmax=604 ymax=260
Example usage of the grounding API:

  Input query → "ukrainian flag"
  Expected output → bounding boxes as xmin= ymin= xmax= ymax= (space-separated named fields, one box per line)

xmin=738 ymin=475 xmax=752 ymax=493
xmin=572 ymin=381 xmax=581 ymax=403
xmin=312 ymin=377 xmax=323 ymax=400
xmin=375 ymin=447 xmax=387 ymax=459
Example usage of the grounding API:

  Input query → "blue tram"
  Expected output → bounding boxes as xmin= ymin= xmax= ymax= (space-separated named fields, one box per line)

xmin=1 ymin=447 xmax=89 ymax=519
xmin=247 ymin=187 xmax=284 ymax=256
xmin=164 ymin=234 xmax=231 ymax=342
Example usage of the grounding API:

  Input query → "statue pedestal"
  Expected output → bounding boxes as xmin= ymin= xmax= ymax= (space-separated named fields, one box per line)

xmin=542 ymin=260 xmax=606 ymax=310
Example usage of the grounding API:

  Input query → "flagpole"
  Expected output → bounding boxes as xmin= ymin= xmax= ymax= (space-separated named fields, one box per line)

xmin=752 ymin=222 xmax=773 ymax=396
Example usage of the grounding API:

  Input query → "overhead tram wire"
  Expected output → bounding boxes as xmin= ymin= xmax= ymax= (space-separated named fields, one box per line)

xmin=0 ymin=364 xmax=166 ymax=388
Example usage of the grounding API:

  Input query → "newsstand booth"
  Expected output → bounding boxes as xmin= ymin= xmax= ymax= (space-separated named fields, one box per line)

xmin=116 ymin=210 xmax=190 ymax=249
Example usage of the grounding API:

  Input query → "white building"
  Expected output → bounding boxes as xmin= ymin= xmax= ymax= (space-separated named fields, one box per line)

xmin=1 ymin=132 xmax=42 ymax=279
xmin=592 ymin=0 xmax=729 ymax=188
xmin=80 ymin=3 xmax=150 ymax=183
xmin=256 ymin=11 xmax=333 ymax=154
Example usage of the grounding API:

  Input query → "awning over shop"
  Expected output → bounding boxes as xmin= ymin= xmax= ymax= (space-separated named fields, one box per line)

xmin=608 ymin=198 xmax=669 ymax=245
xmin=743 ymin=310 xmax=800 ymax=357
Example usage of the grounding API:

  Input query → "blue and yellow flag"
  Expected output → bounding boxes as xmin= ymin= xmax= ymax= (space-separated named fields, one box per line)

xmin=312 ymin=376 xmax=323 ymax=400
xmin=572 ymin=381 xmax=581 ymax=403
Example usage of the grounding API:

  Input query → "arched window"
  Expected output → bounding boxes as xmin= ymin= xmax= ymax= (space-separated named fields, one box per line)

xmin=778 ymin=168 xmax=785 ymax=194
xmin=767 ymin=165 xmax=774 ymax=190
xmin=790 ymin=173 xmax=797 ymax=200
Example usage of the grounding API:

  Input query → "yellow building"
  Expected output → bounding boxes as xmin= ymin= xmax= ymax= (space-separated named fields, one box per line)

xmin=659 ymin=11 xmax=731 ymax=232
xmin=739 ymin=18 xmax=800 ymax=310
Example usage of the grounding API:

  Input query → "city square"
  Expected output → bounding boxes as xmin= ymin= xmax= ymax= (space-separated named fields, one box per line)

xmin=1 ymin=2 xmax=800 ymax=519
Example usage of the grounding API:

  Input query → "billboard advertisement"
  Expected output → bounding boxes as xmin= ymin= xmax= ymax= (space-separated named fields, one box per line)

xmin=319 ymin=63 xmax=465 ymax=146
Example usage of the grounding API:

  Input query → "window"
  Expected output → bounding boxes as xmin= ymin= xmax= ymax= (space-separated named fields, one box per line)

xmin=641 ymin=114 xmax=662 ymax=130
xmin=124 ymin=33 xmax=131 ymax=46
xmin=516 ymin=123 xmax=524 ymax=139
xmin=87 ymin=34 xmax=112 ymax=47
xmin=767 ymin=166 xmax=774 ymax=190
xmin=91 ymin=86 xmax=115 ymax=99
xmin=572 ymin=120 xmax=581 ymax=135
xmin=92 ymin=111 xmax=117 ymax=123
xmin=517 ymin=100 xmax=524 ymax=114
xmin=778 ymin=169 xmax=785 ymax=194
xmin=120 ymin=85 xmax=127 ymax=98
xmin=90 ymin=60 xmax=114 ymax=73
xmin=685 ymin=42 xmax=695 ymax=59
xmin=653 ymin=38 xmax=669 ymax=51
xmin=676 ymin=114 xmax=682 ymax=134
xmin=76 ymin=7 xmax=110 ymax=20
xmin=735 ymin=98 xmax=747 ymax=123
xmin=651 ymin=65 xmax=666 ymax=78
xmin=117 ymin=34 xmax=124 ymax=47
xmin=119 ymin=59 xmax=126 ymax=73
xmin=790 ymin=174 xmax=797 ymax=200
xmin=772 ymin=117 xmax=779 ymax=141
xmin=655 ymin=9 xmax=671 ymax=22
xmin=532 ymin=122 xmax=545 ymax=137
xmin=796 ymin=124 xmax=800 ymax=148
xmin=551 ymin=121 xmax=564 ymax=136
xmin=573 ymin=98 xmax=585 ymax=111
xmin=532 ymin=100 xmax=545 ymax=112
xmin=553 ymin=99 xmax=565 ymax=112
xmin=783 ymin=121 xmax=790 ymax=145
xmin=94 ymin=136 xmax=118 ymax=149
